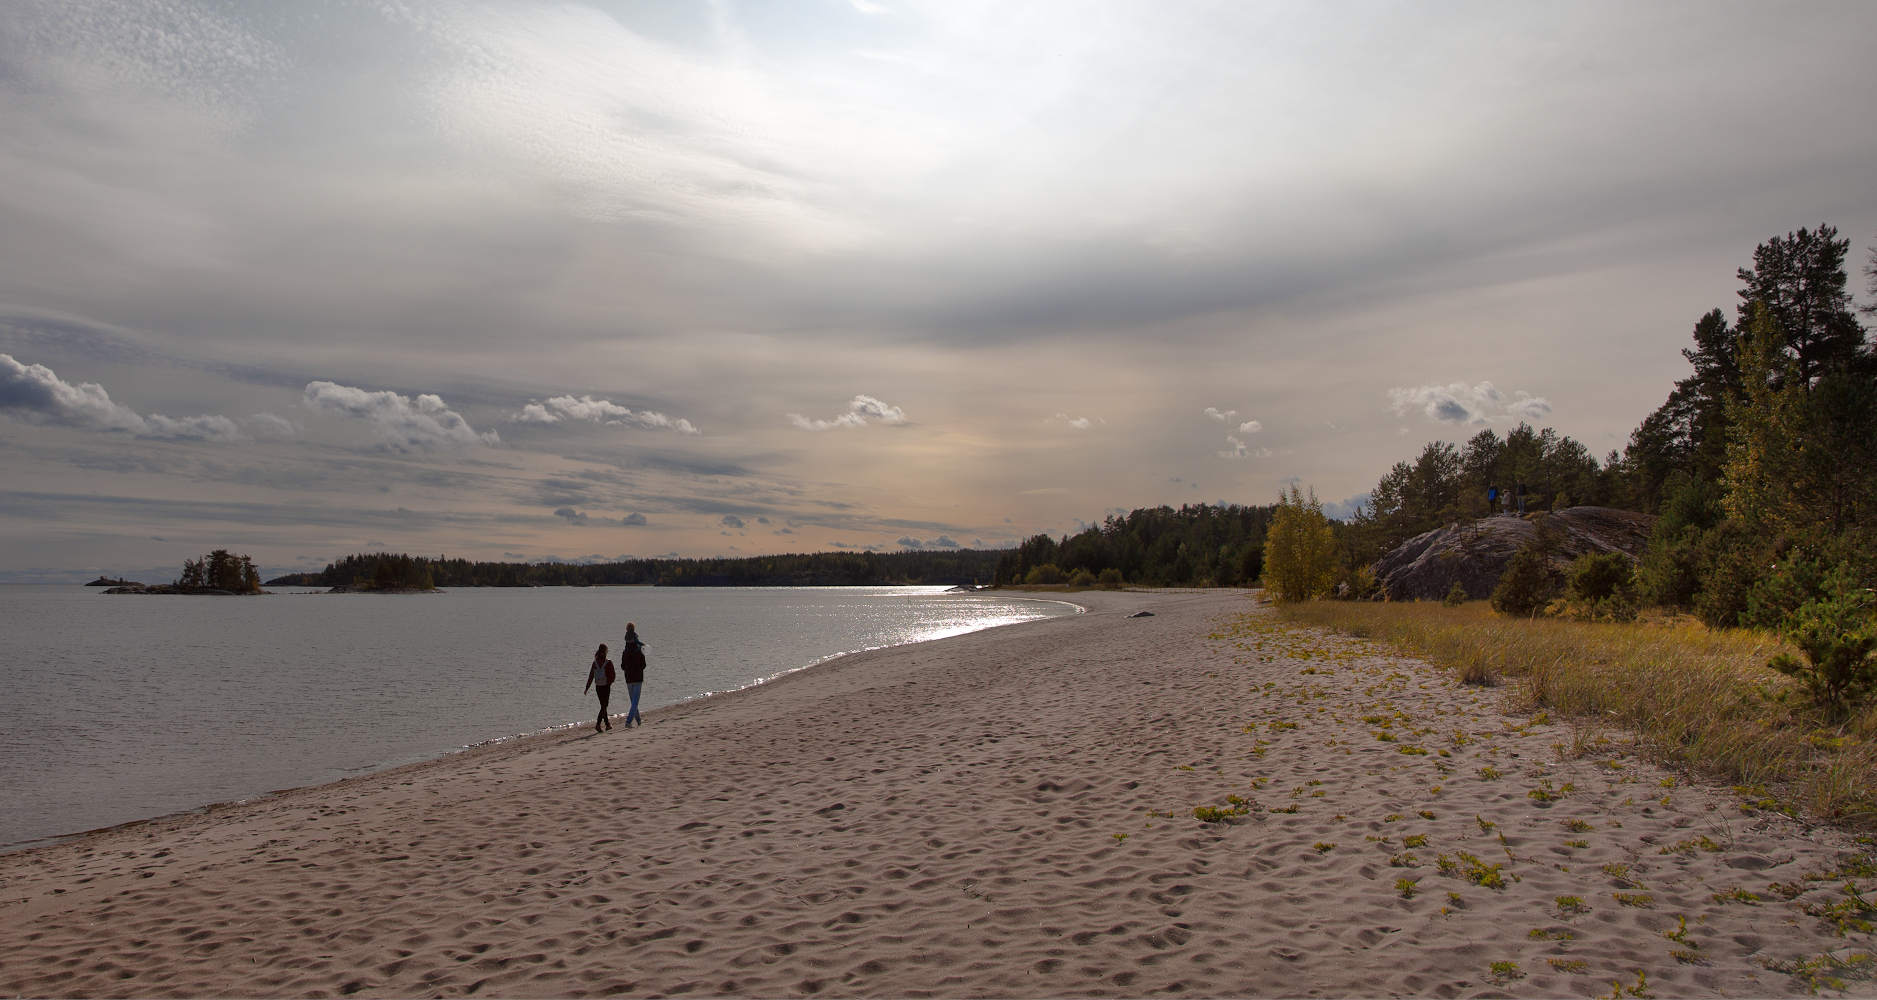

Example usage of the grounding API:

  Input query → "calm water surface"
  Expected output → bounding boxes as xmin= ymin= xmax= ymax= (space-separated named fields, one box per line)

xmin=0 ymin=585 xmax=1076 ymax=850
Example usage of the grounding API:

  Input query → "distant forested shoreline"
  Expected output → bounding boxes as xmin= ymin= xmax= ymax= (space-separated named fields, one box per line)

xmin=265 ymin=549 xmax=1008 ymax=589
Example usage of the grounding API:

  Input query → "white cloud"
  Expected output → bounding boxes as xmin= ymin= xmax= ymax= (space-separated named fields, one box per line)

xmin=931 ymin=534 xmax=961 ymax=548
xmin=1237 ymin=420 xmax=1263 ymax=434
xmin=554 ymin=506 xmax=588 ymax=522
xmin=1048 ymin=413 xmax=1094 ymax=429
xmin=245 ymin=412 xmax=298 ymax=439
xmin=0 ymin=353 xmax=243 ymax=441
xmin=895 ymin=535 xmax=923 ymax=548
xmin=303 ymin=381 xmax=500 ymax=451
xmin=516 ymin=395 xmax=699 ymax=434
xmin=789 ymin=394 xmax=907 ymax=431
xmin=1220 ymin=435 xmax=1249 ymax=459
xmin=142 ymin=413 xmax=244 ymax=442
xmin=1204 ymin=407 xmax=1236 ymax=422
xmin=620 ymin=512 xmax=648 ymax=526
xmin=1387 ymin=381 xmax=1553 ymax=426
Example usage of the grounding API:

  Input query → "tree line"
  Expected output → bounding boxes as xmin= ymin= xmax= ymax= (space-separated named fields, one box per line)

xmin=992 ymin=503 xmax=1274 ymax=587
xmin=1323 ymin=223 xmax=1877 ymax=640
xmin=267 ymin=549 xmax=1007 ymax=589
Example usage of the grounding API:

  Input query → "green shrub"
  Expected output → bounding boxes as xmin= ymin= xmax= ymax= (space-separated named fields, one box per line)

xmin=1024 ymin=563 xmax=1066 ymax=585
xmin=1443 ymin=582 xmax=1467 ymax=607
xmin=1769 ymin=588 xmax=1877 ymax=719
xmin=1097 ymin=567 xmax=1125 ymax=587
xmin=1491 ymin=537 xmax=1555 ymax=616
xmin=1562 ymin=552 xmax=1639 ymax=622
xmin=1691 ymin=520 xmax=1771 ymax=628
xmin=1069 ymin=568 xmax=1097 ymax=587
xmin=1637 ymin=530 xmax=1704 ymax=608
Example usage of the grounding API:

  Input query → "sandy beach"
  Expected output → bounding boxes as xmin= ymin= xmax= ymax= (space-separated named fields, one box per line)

xmin=2 ymin=589 xmax=1870 ymax=998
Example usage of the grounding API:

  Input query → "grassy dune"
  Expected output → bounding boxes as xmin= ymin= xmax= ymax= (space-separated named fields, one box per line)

xmin=1277 ymin=600 xmax=1877 ymax=826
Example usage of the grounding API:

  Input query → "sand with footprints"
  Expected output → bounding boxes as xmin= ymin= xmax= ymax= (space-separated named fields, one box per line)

xmin=2 ymin=590 xmax=1871 ymax=998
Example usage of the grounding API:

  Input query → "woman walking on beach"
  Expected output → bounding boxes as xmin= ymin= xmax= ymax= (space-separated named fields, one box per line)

xmin=621 ymin=623 xmax=647 ymax=727
xmin=584 ymin=643 xmax=615 ymax=733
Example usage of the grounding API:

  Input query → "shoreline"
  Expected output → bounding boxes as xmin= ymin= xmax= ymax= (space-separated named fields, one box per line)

xmin=1 ymin=592 xmax=1088 ymax=858
xmin=3 ymin=589 xmax=1868 ymax=998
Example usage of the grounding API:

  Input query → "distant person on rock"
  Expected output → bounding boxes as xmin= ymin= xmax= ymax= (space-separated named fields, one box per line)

xmin=621 ymin=623 xmax=648 ymax=727
xmin=584 ymin=643 xmax=615 ymax=733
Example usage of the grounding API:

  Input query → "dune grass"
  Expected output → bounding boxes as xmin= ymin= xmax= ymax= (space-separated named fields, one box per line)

xmin=1277 ymin=600 xmax=1877 ymax=827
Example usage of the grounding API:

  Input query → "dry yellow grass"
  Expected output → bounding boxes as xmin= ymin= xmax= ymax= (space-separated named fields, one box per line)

xmin=1277 ymin=600 xmax=1877 ymax=826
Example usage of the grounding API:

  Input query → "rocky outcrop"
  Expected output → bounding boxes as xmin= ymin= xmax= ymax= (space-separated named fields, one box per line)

xmin=85 ymin=576 xmax=138 ymax=587
xmin=1370 ymin=506 xmax=1656 ymax=602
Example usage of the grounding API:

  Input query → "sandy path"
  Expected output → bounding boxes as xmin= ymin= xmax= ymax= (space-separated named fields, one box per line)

xmin=2 ymin=591 xmax=1870 ymax=998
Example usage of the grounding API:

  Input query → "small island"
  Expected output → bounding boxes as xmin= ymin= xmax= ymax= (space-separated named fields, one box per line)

xmin=102 ymin=549 xmax=271 ymax=595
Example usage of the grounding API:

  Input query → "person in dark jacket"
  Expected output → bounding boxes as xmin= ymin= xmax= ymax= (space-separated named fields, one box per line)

xmin=620 ymin=623 xmax=648 ymax=727
xmin=584 ymin=643 xmax=614 ymax=733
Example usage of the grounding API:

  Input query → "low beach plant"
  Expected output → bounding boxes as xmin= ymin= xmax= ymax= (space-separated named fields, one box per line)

xmin=1486 ymin=960 xmax=1524 ymax=984
xmin=1554 ymin=895 xmax=1590 ymax=916
xmin=1276 ymin=600 xmax=1877 ymax=825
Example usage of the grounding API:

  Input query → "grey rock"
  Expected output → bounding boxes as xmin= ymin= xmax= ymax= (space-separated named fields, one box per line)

xmin=1369 ymin=506 xmax=1655 ymax=602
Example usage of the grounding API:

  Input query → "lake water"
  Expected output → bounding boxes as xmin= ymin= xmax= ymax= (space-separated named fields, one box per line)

xmin=0 ymin=585 xmax=1077 ymax=851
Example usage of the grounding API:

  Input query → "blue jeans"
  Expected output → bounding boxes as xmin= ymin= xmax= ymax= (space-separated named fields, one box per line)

xmin=626 ymin=682 xmax=642 ymax=723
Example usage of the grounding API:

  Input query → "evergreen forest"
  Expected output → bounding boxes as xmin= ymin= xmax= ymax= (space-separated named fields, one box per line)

xmin=267 ymin=548 xmax=1006 ymax=589
xmin=1339 ymin=223 xmax=1877 ymax=629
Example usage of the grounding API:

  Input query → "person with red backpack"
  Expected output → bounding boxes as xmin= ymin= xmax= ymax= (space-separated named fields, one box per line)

xmin=620 ymin=623 xmax=648 ymax=727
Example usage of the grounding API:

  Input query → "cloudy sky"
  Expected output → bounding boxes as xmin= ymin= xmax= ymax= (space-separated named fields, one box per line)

xmin=1 ymin=1 xmax=1873 ymax=581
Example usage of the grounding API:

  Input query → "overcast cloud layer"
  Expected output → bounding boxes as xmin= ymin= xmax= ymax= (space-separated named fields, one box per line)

xmin=1 ymin=0 xmax=1874 ymax=581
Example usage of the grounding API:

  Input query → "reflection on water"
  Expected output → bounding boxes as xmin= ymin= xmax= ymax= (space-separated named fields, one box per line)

xmin=0 ymin=585 xmax=1075 ymax=850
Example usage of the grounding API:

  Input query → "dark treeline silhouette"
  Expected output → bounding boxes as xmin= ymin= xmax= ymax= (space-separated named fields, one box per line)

xmin=1341 ymin=223 xmax=1877 ymax=630
xmin=178 ymin=549 xmax=262 ymax=594
xmin=993 ymin=504 xmax=1275 ymax=587
xmin=267 ymin=548 xmax=1006 ymax=589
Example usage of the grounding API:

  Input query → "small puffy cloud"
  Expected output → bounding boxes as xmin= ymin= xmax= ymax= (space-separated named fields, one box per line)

xmin=1204 ymin=407 xmax=1236 ymax=422
xmin=789 ymin=394 xmax=906 ymax=430
xmin=774 ymin=527 xmax=794 ymax=534
xmin=142 ymin=413 xmax=244 ymax=442
xmin=246 ymin=412 xmax=298 ymax=439
xmin=1220 ymin=435 xmax=1250 ymax=459
xmin=1387 ymin=381 xmax=1552 ymax=426
xmin=1505 ymin=391 xmax=1554 ymax=421
xmin=895 ymin=535 xmax=923 ymax=548
xmin=620 ymin=512 xmax=648 ymax=526
xmin=304 ymin=381 xmax=500 ymax=451
xmin=0 ymin=353 xmax=244 ymax=441
xmin=971 ymin=538 xmax=985 ymax=546
xmin=931 ymin=534 xmax=961 ymax=548
xmin=554 ymin=507 xmax=588 ymax=521
xmin=1321 ymin=493 xmax=1373 ymax=520
xmin=1237 ymin=420 xmax=1263 ymax=434
xmin=756 ymin=516 xmax=770 ymax=524
xmin=518 ymin=395 xmax=700 ymax=434
xmin=720 ymin=514 xmax=745 ymax=529
xmin=1048 ymin=413 xmax=1095 ymax=429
